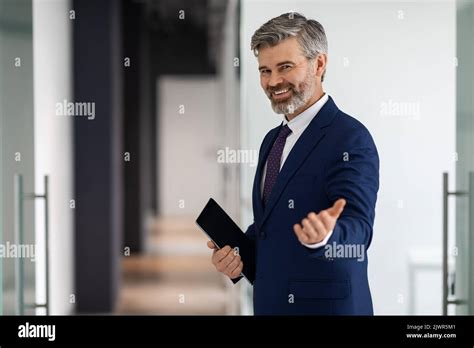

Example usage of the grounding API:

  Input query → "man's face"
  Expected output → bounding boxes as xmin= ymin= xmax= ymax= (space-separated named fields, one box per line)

xmin=257 ymin=37 xmax=318 ymax=116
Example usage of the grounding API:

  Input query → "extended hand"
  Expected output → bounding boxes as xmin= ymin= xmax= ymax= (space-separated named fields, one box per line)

xmin=293 ymin=198 xmax=346 ymax=244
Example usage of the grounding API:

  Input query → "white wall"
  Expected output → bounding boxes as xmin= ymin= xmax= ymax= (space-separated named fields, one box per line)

xmin=33 ymin=0 xmax=74 ymax=315
xmin=158 ymin=77 xmax=223 ymax=217
xmin=241 ymin=0 xmax=456 ymax=314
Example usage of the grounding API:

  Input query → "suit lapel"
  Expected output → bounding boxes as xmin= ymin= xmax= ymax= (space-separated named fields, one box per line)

xmin=257 ymin=96 xmax=340 ymax=228
xmin=253 ymin=125 xmax=281 ymax=228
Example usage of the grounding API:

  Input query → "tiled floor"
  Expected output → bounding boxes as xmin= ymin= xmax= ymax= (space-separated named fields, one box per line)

xmin=116 ymin=217 xmax=233 ymax=315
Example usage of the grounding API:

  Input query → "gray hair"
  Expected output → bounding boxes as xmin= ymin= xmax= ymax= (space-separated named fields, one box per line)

xmin=251 ymin=12 xmax=328 ymax=81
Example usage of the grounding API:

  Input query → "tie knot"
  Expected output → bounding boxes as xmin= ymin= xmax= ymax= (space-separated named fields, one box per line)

xmin=278 ymin=124 xmax=292 ymax=139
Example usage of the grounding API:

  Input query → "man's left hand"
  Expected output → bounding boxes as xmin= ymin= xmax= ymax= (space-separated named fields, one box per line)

xmin=293 ymin=198 xmax=346 ymax=244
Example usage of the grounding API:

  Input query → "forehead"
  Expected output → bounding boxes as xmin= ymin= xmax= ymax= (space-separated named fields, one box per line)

xmin=257 ymin=37 xmax=305 ymax=65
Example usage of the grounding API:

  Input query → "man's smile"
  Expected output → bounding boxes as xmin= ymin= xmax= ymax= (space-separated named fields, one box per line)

xmin=269 ymin=87 xmax=293 ymax=101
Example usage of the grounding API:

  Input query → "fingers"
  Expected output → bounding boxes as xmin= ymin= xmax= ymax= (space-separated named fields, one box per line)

xmin=209 ymin=244 xmax=243 ymax=279
xmin=294 ymin=223 xmax=310 ymax=244
xmin=229 ymin=261 xmax=244 ymax=279
xmin=302 ymin=218 xmax=317 ymax=241
xmin=213 ymin=246 xmax=237 ymax=273
xmin=219 ymin=252 xmax=237 ymax=271
xmin=307 ymin=213 xmax=326 ymax=234
xmin=318 ymin=210 xmax=333 ymax=232
xmin=212 ymin=245 xmax=232 ymax=265
xmin=225 ymin=253 xmax=242 ymax=275
xmin=327 ymin=198 xmax=346 ymax=218
xmin=304 ymin=215 xmax=325 ymax=244
xmin=294 ymin=212 xmax=331 ymax=244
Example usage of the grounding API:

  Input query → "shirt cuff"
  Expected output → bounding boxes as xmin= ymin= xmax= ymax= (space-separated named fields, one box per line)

xmin=301 ymin=229 xmax=333 ymax=249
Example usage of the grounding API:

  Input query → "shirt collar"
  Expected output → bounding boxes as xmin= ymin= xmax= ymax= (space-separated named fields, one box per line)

xmin=283 ymin=93 xmax=329 ymax=134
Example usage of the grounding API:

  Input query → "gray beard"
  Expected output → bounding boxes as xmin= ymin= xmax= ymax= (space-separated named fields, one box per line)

xmin=269 ymin=78 xmax=316 ymax=115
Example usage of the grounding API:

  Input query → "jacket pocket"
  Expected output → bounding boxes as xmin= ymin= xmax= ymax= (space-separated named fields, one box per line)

xmin=288 ymin=279 xmax=351 ymax=300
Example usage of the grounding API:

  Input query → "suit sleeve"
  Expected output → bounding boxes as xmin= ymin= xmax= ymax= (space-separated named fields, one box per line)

xmin=309 ymin=126 xmax=379 ymax=258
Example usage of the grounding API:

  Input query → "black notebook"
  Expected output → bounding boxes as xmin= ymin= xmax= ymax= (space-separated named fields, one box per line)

xmin=196 ymin=198 xmax=255 ymax=285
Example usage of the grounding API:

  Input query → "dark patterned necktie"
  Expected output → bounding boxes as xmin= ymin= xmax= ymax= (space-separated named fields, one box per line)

xmin=262 ymin=124 xmax=292 ymax=206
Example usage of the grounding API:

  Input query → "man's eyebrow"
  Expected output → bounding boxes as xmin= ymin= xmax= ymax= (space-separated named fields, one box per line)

xmin=258 ymin=61 xmax=296 ymax=70
xmin=276 ymin=61 xmax=296 ymax=66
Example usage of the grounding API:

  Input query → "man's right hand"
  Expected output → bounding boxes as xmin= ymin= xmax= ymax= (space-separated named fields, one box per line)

xmin=207 ymin=241 xmax=243 ymax=279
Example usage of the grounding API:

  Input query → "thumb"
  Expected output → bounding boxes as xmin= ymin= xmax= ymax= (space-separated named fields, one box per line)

xmin=327 ymin=198 xmax=346 ymax=218
xmin=207 ymin=241 xmax=217 ymax=249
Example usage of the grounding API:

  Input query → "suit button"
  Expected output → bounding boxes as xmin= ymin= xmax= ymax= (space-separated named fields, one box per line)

xmin=259 ymin=231 xmax=266 ymax=239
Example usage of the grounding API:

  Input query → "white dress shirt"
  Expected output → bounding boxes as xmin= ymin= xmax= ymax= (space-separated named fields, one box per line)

xmin=261 ymin=93 xmax=333 ymax=249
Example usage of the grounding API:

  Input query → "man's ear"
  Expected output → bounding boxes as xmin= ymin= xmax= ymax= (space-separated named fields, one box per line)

xmin=314 ymin=53 xmax=327 ymax=79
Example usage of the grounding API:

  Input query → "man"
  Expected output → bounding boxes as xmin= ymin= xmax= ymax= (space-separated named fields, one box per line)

xmin=207 ymin=12 xmax=379 ymax=315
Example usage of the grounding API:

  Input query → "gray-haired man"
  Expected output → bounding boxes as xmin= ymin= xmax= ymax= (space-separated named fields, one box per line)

xmin=208 ymin=12 xmax=379 ymax=315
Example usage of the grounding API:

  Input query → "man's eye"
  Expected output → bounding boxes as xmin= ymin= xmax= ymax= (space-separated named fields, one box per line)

xmin=260 ymin=70 xmax=270 ymax=75
xmin=282 ymin=65 xmax=292 ymax=70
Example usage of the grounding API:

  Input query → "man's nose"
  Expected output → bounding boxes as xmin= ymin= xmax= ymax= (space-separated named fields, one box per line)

xmin=268 ymin=73 xmax=284 ymax=88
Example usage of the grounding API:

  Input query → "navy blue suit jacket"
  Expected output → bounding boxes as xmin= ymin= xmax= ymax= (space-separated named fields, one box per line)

xmin=241 ymin=96 xmax=379 ymax=315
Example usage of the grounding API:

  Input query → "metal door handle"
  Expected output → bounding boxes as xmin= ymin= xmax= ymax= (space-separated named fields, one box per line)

xmin=14 ymin=174 xmax=50 ymax=315
xmin=14 ymin=174 xmax=25 ymax=315
xmin=442 ymin=172 xmax=471 ymax=314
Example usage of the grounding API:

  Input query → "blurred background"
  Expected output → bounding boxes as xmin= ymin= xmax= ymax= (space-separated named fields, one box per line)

xmin=0 ymin=0 xmax=473 ymax=316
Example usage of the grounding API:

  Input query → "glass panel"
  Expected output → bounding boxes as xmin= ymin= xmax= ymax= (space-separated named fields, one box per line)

xmin=0 ymin=0 xmax=36 ymax=315
xmin=456 ymin=0 xmax=474 ymax=315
